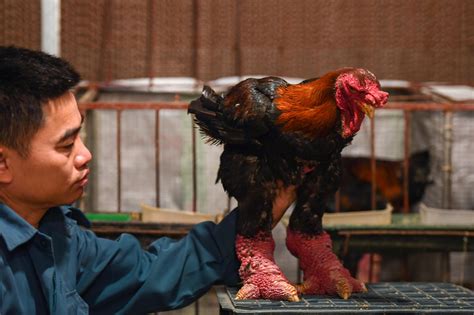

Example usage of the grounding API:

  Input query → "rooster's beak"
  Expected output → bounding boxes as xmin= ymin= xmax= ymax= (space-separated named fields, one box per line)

xmin=360 ymin=103 xmax=375 ymax=119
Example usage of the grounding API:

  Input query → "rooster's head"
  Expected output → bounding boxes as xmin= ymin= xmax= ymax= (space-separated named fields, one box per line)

xmin=335 ymin=68 xmax=388 ymax=138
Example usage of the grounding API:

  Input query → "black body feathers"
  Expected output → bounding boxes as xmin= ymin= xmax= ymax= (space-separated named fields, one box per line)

xmin=188 ymin=77 xmax=351 ymax=236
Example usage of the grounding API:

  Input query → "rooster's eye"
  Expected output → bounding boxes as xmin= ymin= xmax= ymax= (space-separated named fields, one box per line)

xmin=348 ymin=86 xmax=357 ymax=93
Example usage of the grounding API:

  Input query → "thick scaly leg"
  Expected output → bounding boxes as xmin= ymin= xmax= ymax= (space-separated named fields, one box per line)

xmin=218 ymin=149 xmax=298 ymax=301
xmin=286 ymin=229 xmax=366 ymax=299
xmin=235 ymin=232 xmax=299 ymax=301
xmin=287 ymin=156 xmax=365 ymax=299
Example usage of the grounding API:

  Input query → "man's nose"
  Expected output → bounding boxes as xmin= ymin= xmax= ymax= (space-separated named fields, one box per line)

xmin=74 ymin=137 xmax=92 ymax=168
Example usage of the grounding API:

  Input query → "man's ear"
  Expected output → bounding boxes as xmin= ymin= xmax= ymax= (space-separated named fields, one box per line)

xmin=0 ymin=147 xmax=13 ymax=184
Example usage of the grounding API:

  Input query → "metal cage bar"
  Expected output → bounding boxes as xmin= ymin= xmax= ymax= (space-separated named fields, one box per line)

xmin=78 ymin=100 xmax=474 ymax=215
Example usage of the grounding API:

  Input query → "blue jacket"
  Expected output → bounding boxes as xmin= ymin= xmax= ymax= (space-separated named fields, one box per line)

xmin=0 ymin=203 xmax=240 ymax=314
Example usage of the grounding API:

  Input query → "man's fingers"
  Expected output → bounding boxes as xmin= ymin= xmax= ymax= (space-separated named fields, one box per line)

xmin=272 ymin=182 xmax=297 ymax=227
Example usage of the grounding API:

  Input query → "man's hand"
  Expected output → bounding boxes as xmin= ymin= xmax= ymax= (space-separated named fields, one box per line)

xmin=272 ymin=181 xmax=297 ymax=228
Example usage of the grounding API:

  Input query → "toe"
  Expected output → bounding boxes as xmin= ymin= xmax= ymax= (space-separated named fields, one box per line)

xmin=296 ymin=278 xmax=321 ymax=296
xmin=236 ymin=283 xmax=260 ymax=300
xmin=335 ymin=278 xmax=352 ymax=299
xmin=350 ymin=278 xmax=367 ymax=293
xmin=262 ymin=281 xmax=299 ymax=301
xmin=283 ymin=283 xmax=300 ymax=302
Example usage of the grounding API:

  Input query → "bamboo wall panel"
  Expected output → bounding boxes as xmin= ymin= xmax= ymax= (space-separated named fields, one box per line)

xmin=2 ymin=0 xmax=472 ymax=84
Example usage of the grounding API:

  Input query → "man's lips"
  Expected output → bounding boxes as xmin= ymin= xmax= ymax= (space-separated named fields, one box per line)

xmin=77 ymin=170 xmax=90 ymax=187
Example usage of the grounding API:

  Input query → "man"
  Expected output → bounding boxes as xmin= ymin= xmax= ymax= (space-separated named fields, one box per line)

xmin=0 ymin=46 xmax=295 ymax=314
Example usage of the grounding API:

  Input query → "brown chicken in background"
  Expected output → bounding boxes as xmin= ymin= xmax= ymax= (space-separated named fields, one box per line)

xmin=188 ymin=68 xmax=388 ymax=301
xmin=330 ymin=150 xmax=432 ymax=213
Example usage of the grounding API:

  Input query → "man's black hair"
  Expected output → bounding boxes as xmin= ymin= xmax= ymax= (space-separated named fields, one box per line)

xmin=0 ymin=46 xmax=80 ymax=157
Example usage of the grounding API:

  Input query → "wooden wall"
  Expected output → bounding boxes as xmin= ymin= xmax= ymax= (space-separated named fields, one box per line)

xmin=1 ymin=0 xmax=473 ymax=84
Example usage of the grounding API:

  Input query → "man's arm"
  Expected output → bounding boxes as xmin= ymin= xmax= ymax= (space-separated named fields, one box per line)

xmin=74 ymin=186 xmax=295 ymax=314
xmin=75 ymin=209 xmax=239 ymax=314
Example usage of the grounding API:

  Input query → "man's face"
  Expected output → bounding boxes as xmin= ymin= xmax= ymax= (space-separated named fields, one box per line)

xmin=5 ymin=92 xmax=92 ymax=210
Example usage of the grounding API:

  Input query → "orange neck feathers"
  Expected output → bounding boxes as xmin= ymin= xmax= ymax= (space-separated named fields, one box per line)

xmin=275 ymin=71 xmax=343 ymax=138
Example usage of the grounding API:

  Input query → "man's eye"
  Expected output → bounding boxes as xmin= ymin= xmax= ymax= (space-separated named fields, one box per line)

xmin=63 ymin=143 xmax=75 ymax=150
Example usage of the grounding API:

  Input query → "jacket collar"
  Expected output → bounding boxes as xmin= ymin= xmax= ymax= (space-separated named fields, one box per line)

xmin=0 ymin=203 xmax=38 ymax=251
xmin=0 ymin=203 xmax=90 ymax=252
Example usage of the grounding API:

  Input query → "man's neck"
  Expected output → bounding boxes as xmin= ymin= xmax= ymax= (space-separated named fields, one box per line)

xmin=0 ymin=195 xmax=48 ymax=228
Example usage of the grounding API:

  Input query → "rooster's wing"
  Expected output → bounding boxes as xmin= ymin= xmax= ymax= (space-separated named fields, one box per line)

xmin=188 ymin=77 xmax=288 ymax=146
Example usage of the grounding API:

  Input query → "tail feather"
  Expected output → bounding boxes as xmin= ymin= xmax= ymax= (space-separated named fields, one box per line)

xmin=188 ymin=86 xmax=250 ymax=145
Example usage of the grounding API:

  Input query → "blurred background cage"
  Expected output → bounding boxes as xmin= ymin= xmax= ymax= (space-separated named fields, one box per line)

xmin=1 ymin=0 xmax=473 ymax=314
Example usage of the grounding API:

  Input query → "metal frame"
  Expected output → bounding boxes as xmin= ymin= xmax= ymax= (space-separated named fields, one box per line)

xmin=79 ymin=97 xmax=474 ymax=215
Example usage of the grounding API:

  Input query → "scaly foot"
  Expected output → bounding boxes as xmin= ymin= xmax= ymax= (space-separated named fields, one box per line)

xmin=286 ymin=229 xmax=366 ymax=299
xmin=236 ymin=232 xmax=299 ymax=301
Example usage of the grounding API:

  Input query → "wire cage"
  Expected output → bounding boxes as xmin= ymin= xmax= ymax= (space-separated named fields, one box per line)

xmin=77 ymin=80 xmax=474 ymax=214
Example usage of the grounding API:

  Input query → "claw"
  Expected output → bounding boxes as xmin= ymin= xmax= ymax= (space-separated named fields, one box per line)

xmin=287 ymin=293 xmax=300 ymax=302
xmin=295 ymin=283 xmax=305 ymax=294
xmin=340 ymin=292 xmax=350 ymax=300
xmin=295 ymin=281 xmax=312 ymax=295
xmin=336 ymin=283 xmax=351 ymax=300
xmin=236 ymin=283 xmax=259 ymax=300
xmin=334 ymin=274 xmax=352 ymax=299
xmin=278 ymin=282 xmax=300 ymax=302
xmin=335 ymin=281 xmax=351 ymax=299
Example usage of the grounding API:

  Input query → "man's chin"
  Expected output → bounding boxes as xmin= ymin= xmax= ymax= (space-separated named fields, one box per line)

xmin=63 ymin=189 xmax=85 ymax=205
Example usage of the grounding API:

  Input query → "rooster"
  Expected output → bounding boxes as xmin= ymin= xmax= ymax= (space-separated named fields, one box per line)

xmin=188 ymin=68 xmax=388 ymax=301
